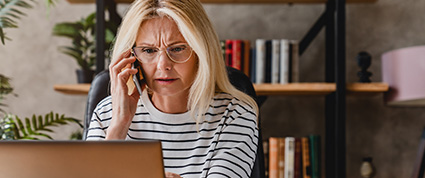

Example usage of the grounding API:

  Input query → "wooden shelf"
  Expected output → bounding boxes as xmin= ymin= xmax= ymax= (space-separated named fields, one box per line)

xmin=53 ymin=82 xmax=388 ymax=95
xmin=66 ymin=0 xmax=377 ymax=4
xmin=254 ymin=83 xmax=335 ymax=95
xmin=54 ymin=84 xmax=91 ymax=95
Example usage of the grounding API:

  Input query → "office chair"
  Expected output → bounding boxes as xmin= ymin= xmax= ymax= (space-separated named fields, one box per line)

xmin=83 ymin=67 xmax=265 ymax=178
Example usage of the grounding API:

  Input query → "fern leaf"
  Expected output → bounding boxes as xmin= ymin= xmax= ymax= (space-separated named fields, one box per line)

xmin=0 ymin=27 xmax=5 ymax=44
xmin=44 ymin=113 xmax=49 ymax=124
xmin=15 ymin=116 xmax=27 ymax=136
xmin=64 ymin=117 xmax=83 ymax=128
xmin=0 ymin=0 xmax=36 ymax=45
xmin=20 ymin=136 xmax=39 ymax=140
xmin=11 ymin=122 xmax=20 ymax=139
xmin=25 ymin=117 xmax=35 ymax=134
xmin=37 ymin=115 xmax=43 ymax=129
xmin=37 ymin=128 xmax=54 ymax=133
xmin=32 ymin=114 xmax=37 ymax=131
xmin=32 ymin=132 xmax=53 ymax=140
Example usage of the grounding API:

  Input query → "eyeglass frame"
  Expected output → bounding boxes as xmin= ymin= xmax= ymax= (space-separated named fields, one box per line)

xmin=131 ymin=43 xmax=194 ymax=64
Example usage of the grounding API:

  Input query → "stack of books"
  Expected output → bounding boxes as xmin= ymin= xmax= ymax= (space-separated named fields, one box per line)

xmin=221 ymin=39 xmax=300 ymax=84
xmin=265 ymin=135 xmax=321 ymax=178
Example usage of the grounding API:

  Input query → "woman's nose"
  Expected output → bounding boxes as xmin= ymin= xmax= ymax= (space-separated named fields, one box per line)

xmin=156 ymin=51 xmax=173 ymax=71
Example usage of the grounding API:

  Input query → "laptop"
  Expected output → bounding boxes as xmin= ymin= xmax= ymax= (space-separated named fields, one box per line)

xmin=0 ymin=140 xmax=165 ymax=178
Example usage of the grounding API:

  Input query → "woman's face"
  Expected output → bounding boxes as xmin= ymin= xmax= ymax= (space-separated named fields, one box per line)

xmin=135 ymin=17 xmax=198 ymax=98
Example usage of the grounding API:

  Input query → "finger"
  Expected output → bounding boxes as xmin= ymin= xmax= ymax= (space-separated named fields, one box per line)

xmin=110 ymin=56 xmax=136 ymax=80
xmin=116 ymin=68 xmax=138 ymax=89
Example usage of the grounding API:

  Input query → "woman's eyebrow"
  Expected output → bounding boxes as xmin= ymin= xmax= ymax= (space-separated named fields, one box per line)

xmin=135 ymin=40 xmax=187 ymax=47
xmin=167 ymin=41 xmax=187 ymax=46
xmin=136 ymin=42 xmax=156 ymax=47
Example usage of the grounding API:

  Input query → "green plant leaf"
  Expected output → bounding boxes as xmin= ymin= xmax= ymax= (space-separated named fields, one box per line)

xmin=52 ymin=22 xmax=83 ymax=39
xmin=9 ymin=112 xmax=82 ymax=140
xmin=0 ymin=0 xmax=36 ymax=45
xmin=32 ymin=114 xmax=37 ymax=131
xmin=15 ymin=116 xmax=27 ymax=136
xmin=25 ymin=117 xmax=35 ymax=134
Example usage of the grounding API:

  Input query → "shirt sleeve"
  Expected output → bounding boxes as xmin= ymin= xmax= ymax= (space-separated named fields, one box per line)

xmin=205 ymin=103 xmax=259 ymax=178
xmin=85 ymin=98 xmax=111 ymax=140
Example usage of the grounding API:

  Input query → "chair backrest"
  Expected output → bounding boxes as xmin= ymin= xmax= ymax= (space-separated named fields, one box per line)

xmin=83 ymin=67 xmax=265 ymax=178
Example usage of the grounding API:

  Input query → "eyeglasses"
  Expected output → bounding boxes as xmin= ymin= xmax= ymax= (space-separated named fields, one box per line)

xmin=131 ymin=43 xmax=193 ymax=64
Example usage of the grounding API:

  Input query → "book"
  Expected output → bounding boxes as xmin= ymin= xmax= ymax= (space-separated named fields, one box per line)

xmin=294 ymin=138 xmax=302 ymax=178
xmin=255 ymin=39 xmax=266 ymax=84
xmin=225 ymin=40 xmax=233 ymax=67
xmin=243 ymin=40 xmax=251 ymax=78
xmin=411 ymin=128 xmax=425 ymax=178
xmin=265 ymin=40 xmax=272 ymax=83
xmin=264 ymin=141 xmax=270 ymax=178
xmin=220 ymin=40 xmax=226 ymax=63
xmin=309 ymin=135 xmax=321 ymax=178
xmin=285 ymin=137 xmax=295 ymax=178
xmin=301 ymin=137 xmax=312 ymax=178
xmin=250 ymin=48 xmax=256 ymax=83
xmin=280 ymin=39 xmax=290 ymax=84
xmin=278 ymin=138 xmax=286 ymax=178
xmin=271 ymin=39 xmax=280 ymax=84
xmin=231 ymin=40 xmax=243 ymax=70
xmin=269 ymin=137 xmax=280 ymax=178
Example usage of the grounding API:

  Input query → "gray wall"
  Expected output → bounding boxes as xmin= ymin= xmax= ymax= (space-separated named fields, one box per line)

xmin=0 ymin=0 xmax=424 ymax=177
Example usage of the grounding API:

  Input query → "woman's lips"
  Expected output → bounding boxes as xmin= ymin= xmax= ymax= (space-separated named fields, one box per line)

xmin=155 ymin=78 xmax=177 ymax=84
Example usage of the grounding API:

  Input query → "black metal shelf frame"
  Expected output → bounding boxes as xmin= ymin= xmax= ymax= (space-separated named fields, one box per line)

xmin=93 ymin=1 xmax=347 ymax=177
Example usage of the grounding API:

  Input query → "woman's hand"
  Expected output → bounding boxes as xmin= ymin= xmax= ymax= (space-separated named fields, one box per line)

xmin=165 ymin=172 xmax=182 ymax=178
xmin=106 ymin=49 xmax=143 ymax=140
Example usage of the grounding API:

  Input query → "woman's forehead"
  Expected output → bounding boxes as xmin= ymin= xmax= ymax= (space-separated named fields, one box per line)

xmin=136 ymin=17 xmax=186 ymax=46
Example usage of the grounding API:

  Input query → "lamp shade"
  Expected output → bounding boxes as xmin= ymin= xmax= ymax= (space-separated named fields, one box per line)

xmin=382 ymin=46 xmax=425 ymax=106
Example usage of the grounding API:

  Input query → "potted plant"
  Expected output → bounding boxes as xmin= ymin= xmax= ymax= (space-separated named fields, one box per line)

xmin=52 ymin=12 xmax=116 ymax=83
xmin=0 ymin=75 xmax=82 ymax=140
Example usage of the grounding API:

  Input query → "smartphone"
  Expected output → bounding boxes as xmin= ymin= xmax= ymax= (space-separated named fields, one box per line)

xmin=131 ymin=61 xmax=144 ymax=96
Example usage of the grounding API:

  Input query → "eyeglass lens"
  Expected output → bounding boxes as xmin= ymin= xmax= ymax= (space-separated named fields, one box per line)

xmin=132 ymin=44 xmax=192 ymax=63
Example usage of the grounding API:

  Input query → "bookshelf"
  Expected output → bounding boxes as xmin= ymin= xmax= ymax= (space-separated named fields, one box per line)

xmin=54 ymin=83 xmax=388 ymax=95
xmin=59 ymin=0 xmax=379 ymax=178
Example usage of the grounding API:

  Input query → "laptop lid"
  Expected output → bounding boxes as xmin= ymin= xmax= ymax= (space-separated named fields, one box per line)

xmin=0 ymin=140 xmax=165 ymax=178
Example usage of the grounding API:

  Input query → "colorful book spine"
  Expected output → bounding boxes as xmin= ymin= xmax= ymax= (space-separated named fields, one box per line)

xmin=269 ymin=137 xmax=280 ymax=178
xmin=309 ymin=135 xmax=321 ymax=178
xmin=278 ymin=138 xmax=286 ymax=178
xmin=271 ymin=39 xmax=280 ymax=84
xmin=294 ymin=138 xmax=302 ymax=178
xmin=243 ymin=40 xmax=251 ymax=78
xmin=231 ymin=40 xmax=242 ymax=70
xmin=302 ymin=137 xmax=312 ymax=178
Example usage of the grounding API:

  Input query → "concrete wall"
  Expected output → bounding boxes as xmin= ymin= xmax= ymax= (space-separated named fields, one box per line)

xmin=1 ymin=0 xmax=424 ymax=177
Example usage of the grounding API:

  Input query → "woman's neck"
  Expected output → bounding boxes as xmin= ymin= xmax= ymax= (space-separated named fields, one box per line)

xmin=149 ymin=92 xmax=189 ymax=114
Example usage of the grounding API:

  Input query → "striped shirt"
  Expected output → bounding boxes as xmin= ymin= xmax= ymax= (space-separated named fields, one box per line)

xmin=86 ymin=90 xmax=259 ymax=178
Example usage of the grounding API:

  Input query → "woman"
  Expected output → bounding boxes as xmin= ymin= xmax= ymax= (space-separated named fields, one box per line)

xmin=86 ymin=0 xmax=259 ymax=177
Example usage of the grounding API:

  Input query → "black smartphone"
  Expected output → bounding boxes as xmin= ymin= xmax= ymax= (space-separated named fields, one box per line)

xmin=131 ymin=61 xmax=144 ymax=96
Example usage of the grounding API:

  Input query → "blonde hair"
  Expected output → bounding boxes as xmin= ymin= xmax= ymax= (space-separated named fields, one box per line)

xmin=112 ymin=0 xmax=259 ymax=123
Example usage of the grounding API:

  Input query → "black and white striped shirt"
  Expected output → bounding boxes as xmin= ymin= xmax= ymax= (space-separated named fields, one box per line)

xmin=87 ymin=90 xmax=259 ymax=178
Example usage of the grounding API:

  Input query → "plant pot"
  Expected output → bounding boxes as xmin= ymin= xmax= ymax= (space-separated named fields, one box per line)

xmin=76 ymin=69 xmax=95 ymax=83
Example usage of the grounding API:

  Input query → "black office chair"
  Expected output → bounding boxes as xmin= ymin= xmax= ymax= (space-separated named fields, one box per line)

xmin=83 ymin=67 xmax=265 ymax=178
